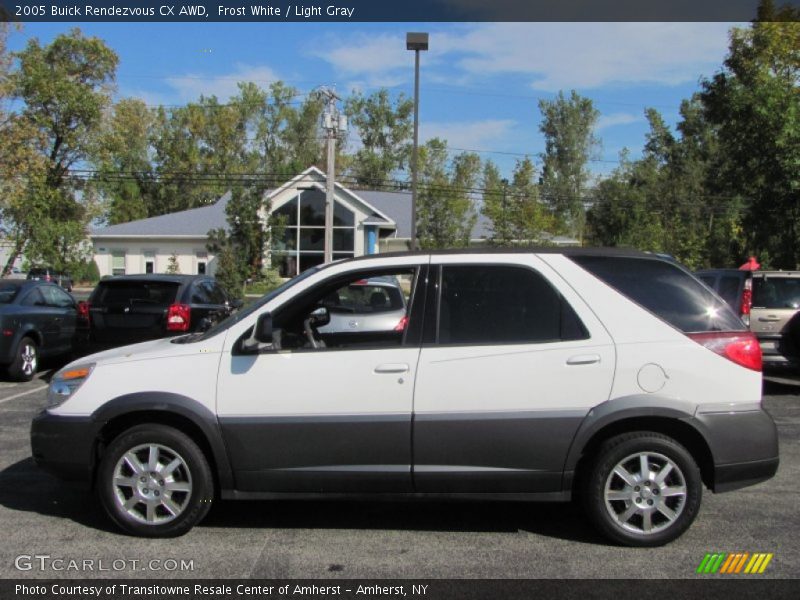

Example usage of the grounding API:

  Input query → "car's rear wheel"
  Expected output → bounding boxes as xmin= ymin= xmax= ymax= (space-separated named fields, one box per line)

xmin=7 ymin=336 xmax=38 ymax=382
xmin=582 ymin=432 xmax=702 ymax=546
xmin=97 ymin=424 xmax=213 ymax=537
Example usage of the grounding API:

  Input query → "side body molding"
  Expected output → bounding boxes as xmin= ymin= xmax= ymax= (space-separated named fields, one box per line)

xmin=91 ymin=392 xmax=234 ymax=490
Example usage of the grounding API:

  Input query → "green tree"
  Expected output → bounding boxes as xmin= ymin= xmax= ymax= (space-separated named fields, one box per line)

xmin=416 ymin=140 xmax=479 ymax=249
xmin=207 ymin=184 xmax=274 ymax=299
xmin=506 ymin=157 xmax=555 ymax=246
xmin=165 ymin=253 xmax=181 ymax=274
xmin=345 ymin=89 xmax=413 ymax=187
xmin=700 ymin=1 xmax=800 ymax=267
xmin=538 ymin=91 xmax=600 ymax=242
xmin=94 ymin=98 xmax=155 ymax=224
xmin=480 ymin=160 xmax=511 ymax=245
xmin=6 ymin=28 xmax=117 ymax=272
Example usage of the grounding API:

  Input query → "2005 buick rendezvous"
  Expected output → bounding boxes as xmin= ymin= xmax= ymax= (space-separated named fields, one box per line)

xmin=31 ymin=249 xmax=778 ymax=545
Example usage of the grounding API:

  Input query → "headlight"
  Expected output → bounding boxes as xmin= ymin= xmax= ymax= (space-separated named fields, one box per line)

xmin=46 ymin=363 xmax=95 ymax=409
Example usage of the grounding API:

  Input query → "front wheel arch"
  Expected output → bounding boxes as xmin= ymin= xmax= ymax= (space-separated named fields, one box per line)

xmin=95 ymin=410 xmax=220 ymax=494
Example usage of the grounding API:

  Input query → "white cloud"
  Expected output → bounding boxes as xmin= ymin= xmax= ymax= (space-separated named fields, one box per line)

xmin=422 ymin=119 xmax=516 ymax=150
xmin=315 ymin=23 xmax=732 ymax=92
xmin=165 ymin=64 xmax=281 ymax=102
xmin=596 ymin=112 xmax=642 ymax=131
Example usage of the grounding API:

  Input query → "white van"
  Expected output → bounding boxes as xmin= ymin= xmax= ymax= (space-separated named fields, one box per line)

xmin=31 ymin=250 xmax=778 ymax=546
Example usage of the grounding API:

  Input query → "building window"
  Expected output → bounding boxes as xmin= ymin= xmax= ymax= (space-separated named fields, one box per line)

xmin=111 ymin=251 xmax=126 ymax=276
xmin=272 ymin=189 xmax=356 ymax=277
xmin=143 ymin=251 xmax=156 ymax=274
xmin=196 ymin=252 xmax=208 ymax=275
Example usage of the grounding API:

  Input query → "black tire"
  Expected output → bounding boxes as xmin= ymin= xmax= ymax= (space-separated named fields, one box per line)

xmin=582 ymin=432 xmax=702 ymax=547
xmin=97 ymin=424 xmax=213 ymax=537
xmin=7 ymin=336 xmax=38 ymax=382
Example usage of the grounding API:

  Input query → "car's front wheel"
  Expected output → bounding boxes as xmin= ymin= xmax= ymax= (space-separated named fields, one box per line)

xmin=97 ymin=424 xmax=213 ymax=537
xmin=7 ymin=336 xmax=38 ymax=381
xmin=582 ymin=432 xmax=702 ymax=546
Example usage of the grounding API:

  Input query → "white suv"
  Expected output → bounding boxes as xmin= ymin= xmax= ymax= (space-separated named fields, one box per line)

xmin=31 ymin=250 xmax=778 ymax=546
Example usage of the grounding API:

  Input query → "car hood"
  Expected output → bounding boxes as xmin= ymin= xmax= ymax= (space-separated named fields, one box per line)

xmin=72 ymin=335 xmax=220 ymax=368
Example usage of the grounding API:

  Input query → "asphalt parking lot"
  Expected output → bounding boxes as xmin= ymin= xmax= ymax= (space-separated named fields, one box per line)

xmin=0 ymin=373 xmax=797 ymax=580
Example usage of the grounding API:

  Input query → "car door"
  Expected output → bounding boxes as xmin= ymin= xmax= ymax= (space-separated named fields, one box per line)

xmin=412 ymin=254 xmax=616 ymax=493
xmin=215 ymin=258 xmax=429 ymax=494
xmin=19 ymin=287 xmax=60 ymax=352
xmin=39 ymin=285 xmax=78 ymax=353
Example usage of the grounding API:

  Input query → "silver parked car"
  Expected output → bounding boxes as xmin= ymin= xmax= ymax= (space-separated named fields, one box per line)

xmin=317 ymin=276 xmax=409 ymax=344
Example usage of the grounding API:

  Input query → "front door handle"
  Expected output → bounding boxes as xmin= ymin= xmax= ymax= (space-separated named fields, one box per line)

xmin=566 ymin=354 xmax=601 ymax=366
xmin=374 ymin=363 xmax=409 ymax=374
xmin=758 ymin=316 xmax=781 ymax=322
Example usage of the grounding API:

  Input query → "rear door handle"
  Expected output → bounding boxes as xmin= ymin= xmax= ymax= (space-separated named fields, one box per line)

xmin=374 ymin=363 xmax=409 ymax=374
xmin=566 ymin=354 xmax=601 ymax=366
xmin=758 ymin=316 xmax=781 ymax=322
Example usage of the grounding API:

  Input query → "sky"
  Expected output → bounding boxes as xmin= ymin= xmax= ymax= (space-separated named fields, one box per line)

xmin=7 ymin=21 xmax=740 ymax=180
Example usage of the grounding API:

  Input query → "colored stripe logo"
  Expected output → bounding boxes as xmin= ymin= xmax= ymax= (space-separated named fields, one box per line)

xmin=696 ymin=553 xmax=773 ymax=574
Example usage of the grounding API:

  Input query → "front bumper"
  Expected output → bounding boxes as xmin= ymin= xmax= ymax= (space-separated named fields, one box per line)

xmin=691 ymin=407 xmax=779 ymax=493
xmin=30 ymin=410 xmax=96 ymax=485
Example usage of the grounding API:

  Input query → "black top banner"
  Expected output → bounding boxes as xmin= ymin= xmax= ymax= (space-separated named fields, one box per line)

xmin=1 ymin=0 xmax=799 ymax=22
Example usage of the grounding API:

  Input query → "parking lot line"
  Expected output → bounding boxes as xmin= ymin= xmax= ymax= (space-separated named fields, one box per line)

xmin=0 ymin=385 xmax=47 ymax=405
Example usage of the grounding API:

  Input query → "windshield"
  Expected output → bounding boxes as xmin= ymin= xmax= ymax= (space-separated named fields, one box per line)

xmin=173 ymin=266 xmax=322 ymax=343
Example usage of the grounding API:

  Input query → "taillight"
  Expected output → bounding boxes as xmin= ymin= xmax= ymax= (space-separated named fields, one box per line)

xmin=77 ymin=301 xmax=90 ymax=323
xmin=394 ymin=316 xmax=409 ymax=332
xmin=740 ymin=278 xmax=752 ymax=326
xmin=688 ymin=331 xmax=762 ymax=372
xmin=166 ymin=303 xmax=191 ymax=332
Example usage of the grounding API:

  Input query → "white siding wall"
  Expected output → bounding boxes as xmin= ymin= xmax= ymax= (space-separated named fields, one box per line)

xmin=93 ymin=239 xmax=216 ymax=277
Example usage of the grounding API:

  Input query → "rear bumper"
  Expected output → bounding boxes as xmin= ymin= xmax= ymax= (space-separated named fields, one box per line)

xmin=691 ymin=407 xmax=779 ymax=493
xmin=30 ymin=410 xmax=96 ymax=485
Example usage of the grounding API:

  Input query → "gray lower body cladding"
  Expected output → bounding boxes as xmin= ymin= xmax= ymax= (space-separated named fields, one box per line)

xmin=218 ymin=410 xmax=586 ymax=494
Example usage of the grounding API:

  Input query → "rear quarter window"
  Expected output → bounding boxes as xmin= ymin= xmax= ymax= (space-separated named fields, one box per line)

xmin=571 ymin=256 xmax=744 ymax=333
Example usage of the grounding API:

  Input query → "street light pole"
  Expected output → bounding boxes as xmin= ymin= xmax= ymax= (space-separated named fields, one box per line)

xmin=406 ymin=32 xmax=428 ymax=252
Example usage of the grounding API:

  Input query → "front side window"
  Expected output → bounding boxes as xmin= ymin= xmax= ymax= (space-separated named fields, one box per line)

xmin=270 ymin=268 xmax=417 ymax=351
xmin=437 ymin=265 xmax=588 ymax=345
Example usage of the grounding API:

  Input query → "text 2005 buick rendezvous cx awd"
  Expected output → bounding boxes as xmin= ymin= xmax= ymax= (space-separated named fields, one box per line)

xmin=31 ymin=249 xmax=778 ymax=546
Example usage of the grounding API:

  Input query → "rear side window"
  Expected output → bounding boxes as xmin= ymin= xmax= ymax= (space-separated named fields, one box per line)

xmin=572 ymin=256 xmax=744 ymax=333
xmin=753 ymin=277 xmax=800 ymax=309
xmin=438 ymin=265 xmax=588 ymax=345
xmin=718 ymin=275 xmax=744 ymax=308
xmin=94 ymin=281 xmax=180 ymax=306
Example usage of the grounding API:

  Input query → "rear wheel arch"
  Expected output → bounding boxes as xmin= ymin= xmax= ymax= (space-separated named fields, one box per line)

xmin=571 ymin=416 xmax=715 ymax=493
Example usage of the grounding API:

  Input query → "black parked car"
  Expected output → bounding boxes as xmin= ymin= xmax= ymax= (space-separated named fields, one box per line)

xmin=0 ymin=280 xmax=78 ymax=381
xmin=27 ymin=267 xmax=74 ymax=292
xmin=76 ymin=274 xmax=241 ymax=354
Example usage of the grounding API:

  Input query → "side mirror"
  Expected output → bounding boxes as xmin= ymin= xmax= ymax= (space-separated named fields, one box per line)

xmin=242 ymin=312 xmax=274 ymax=353
xmin=254 ymin=312 xmax=273 ymax=342
xmin=308 ymin=306 xmax=330 ymax=327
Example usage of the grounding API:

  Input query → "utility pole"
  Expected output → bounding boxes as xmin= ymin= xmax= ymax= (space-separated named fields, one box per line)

xmin=321 ymin=88 xmax=346 ymax=263
xmin=406 ymin=32 xmax=428 ymax=252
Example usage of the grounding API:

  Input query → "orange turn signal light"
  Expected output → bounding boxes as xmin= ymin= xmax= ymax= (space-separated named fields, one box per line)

xmin=61 ymin=367 xmax=91 ymax=380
